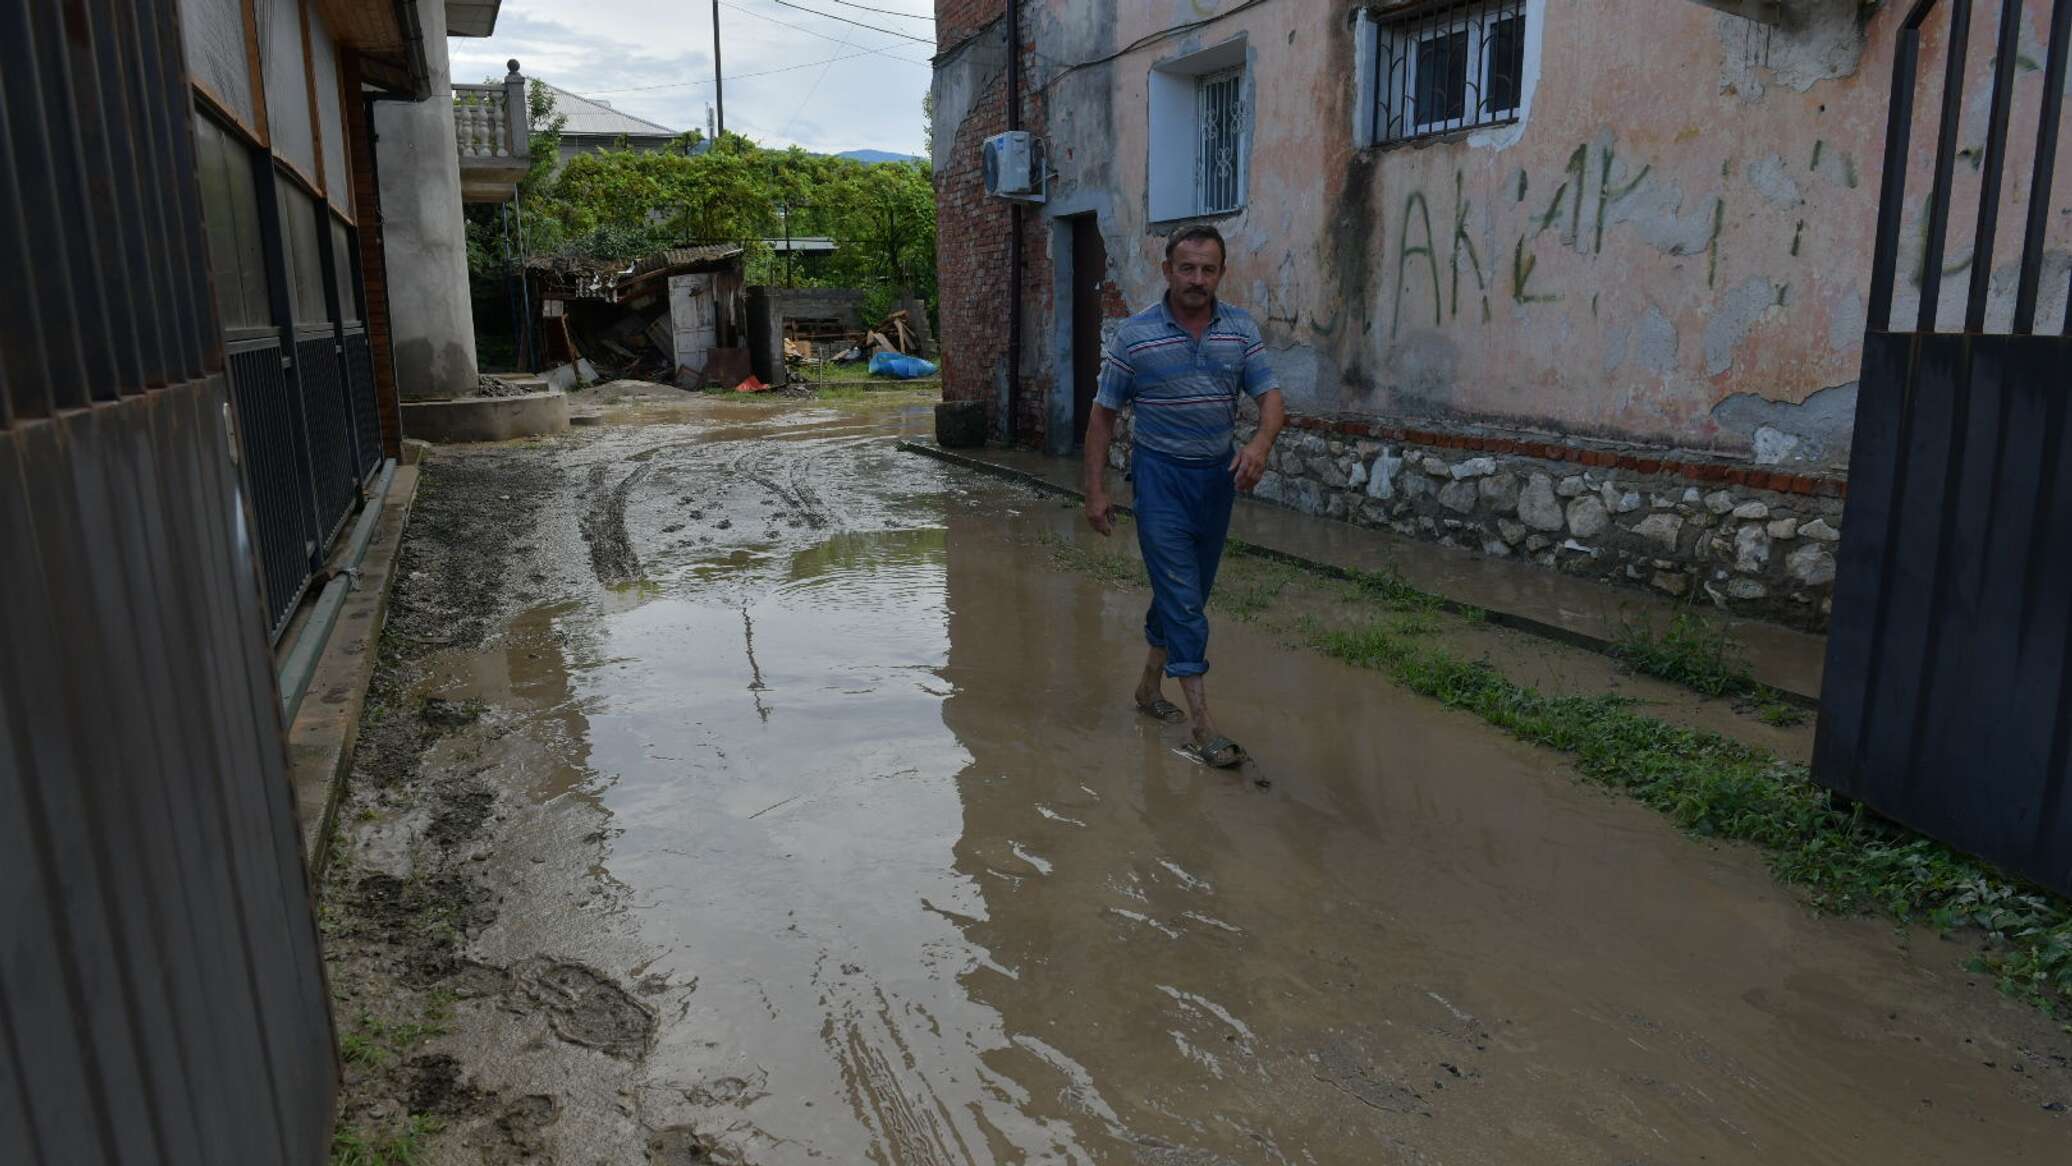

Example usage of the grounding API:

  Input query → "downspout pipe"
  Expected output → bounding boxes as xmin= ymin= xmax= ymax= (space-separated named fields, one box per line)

xmin=1005 ymin=0 xmax=1023 ymax=446
xmin=278 ymin=459 xmax=397 ymax=721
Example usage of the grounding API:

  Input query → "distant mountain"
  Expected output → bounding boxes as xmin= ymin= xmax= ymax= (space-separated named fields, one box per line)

xmin=837 ymin=149 xmax=922 ymax=165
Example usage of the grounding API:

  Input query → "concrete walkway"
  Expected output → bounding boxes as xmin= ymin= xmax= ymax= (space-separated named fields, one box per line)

xmin=901 ymin=441 xmax=1828 ymax=702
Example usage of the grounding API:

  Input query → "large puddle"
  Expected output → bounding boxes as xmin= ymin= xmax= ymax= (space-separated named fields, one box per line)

xmin=409 ymin=402 xmax=2068 ymax=1164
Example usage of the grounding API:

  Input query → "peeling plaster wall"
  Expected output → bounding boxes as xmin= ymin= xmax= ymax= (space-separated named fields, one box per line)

xmin=944 ymin=0 xmax=2072 ymax=465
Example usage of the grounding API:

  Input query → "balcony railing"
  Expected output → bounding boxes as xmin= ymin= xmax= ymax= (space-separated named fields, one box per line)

xmin=455 ymin=60 xmax=529 ymax=203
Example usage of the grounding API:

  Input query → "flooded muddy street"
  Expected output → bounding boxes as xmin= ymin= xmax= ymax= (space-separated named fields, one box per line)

xmin=324 ymin=392 xmax=2070 ymax=1165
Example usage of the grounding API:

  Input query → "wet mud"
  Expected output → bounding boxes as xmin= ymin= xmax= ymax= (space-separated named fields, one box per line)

xmin=322 ymin=386 xmax=2070 ymax=1164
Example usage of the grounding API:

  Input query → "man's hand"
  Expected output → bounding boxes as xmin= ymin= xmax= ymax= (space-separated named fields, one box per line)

xmin=1230 ymin=440 xmax=1270 ymax=493
xmin=1086 ymin=492 xmax=1116 ymax=536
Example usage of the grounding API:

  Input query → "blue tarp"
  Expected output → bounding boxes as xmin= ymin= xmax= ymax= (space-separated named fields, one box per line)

xmin=868 ymin=352 xmax=939 ymax=379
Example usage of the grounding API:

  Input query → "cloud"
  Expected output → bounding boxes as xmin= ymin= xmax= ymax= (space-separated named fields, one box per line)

xmin=447 ymin=0 xmax=933 ymax=155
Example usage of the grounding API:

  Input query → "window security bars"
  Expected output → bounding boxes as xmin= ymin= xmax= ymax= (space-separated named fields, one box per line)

xmin=1196 ymin=67 xmax=1246 ymax=214
xmin=1375 ymin=0 xmax=1527 ymax=145
xmin=345 ymin=329 xmax=383 ymax=480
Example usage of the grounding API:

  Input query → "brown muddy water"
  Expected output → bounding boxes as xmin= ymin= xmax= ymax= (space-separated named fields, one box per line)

xmin=324 ymin=392 xmax=2070 ymax=1165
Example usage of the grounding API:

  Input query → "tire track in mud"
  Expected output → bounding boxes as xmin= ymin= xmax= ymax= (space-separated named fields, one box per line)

xmin=581 ymin=461 xmax=654 ymax=584
xmin=790 ymin=435 xmax=884 ymax=532
xmin=720 ymin=440 xmax=831 ymax=530
xmin=580 ymin=434 xmax=854 ymax=589
xmin=827 ymin=984 xmax=981 ymax=1166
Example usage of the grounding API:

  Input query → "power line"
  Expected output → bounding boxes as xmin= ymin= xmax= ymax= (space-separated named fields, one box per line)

xmin=1035 ymin=0 xmax=1274 ymax=93
xmin=718 ymin=0 xmax=931 ymax=61
xmin=781 ymin=3 xmax=854 ymax=139
xmin=585 ymin=47 xmax=922 ymax=95
xmin=761 ymin=0 xmax=934 ymax=45
xmin=810 ymin=0 xmax=932 ymax=20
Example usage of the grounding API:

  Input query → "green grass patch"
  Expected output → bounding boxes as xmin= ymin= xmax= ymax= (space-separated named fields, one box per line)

xmin=1756 ymin=699 xmax=1809 ymax=728
xmin=331 ymin=1114 xmax=441 ymax=1166
xmin=1306 ymin=615 xmax=2072 ymax=1017
xmin=1037 ymin=530 xmax=1146 ymax=589
xmin=1384 ymin=609 xmax=1444 ymax=638
xmin=1212 ymin=563 xmax=1297 ymax=623
xmin=1613 ymin=610 xmax=1757 ymax=699
xmin=1346 ymin=566 xmax=1442 ymax=613
xmin=338 ymin=1010 xmax=450 ymax=1069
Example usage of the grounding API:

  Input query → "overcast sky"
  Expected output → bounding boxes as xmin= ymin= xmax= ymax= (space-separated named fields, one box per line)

xmin=447 ymin=0 xmax=936 ymax=156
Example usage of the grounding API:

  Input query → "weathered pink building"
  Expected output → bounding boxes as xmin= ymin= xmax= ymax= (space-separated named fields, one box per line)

xmin=932 ymin=0 xmax=2071 ymax=626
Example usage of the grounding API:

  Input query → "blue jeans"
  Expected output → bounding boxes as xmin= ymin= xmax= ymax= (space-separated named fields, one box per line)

xmin=1133 ymin=445 xmax=1236 ymax=678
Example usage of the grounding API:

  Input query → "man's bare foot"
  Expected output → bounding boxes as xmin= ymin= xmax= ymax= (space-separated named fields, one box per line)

xmin=1135 ymin=648 xmax=1176 ymax=718
xmin=1136 ymin=676 xmax=1184 ymax=722
xmin=1177 ymin=677 xmax=1214 ymax=739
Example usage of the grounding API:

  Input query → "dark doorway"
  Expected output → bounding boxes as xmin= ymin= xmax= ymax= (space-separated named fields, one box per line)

xmin=1070 ymin=216 xmax=1107 ymax=447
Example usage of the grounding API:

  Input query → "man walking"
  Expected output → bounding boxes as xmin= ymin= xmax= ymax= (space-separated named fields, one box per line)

xmin=1081 ymin=225 xmax=1285 ymax=768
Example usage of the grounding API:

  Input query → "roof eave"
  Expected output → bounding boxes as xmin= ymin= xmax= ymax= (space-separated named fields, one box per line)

xmin=446 ymin=0 xmax=502 ymax=37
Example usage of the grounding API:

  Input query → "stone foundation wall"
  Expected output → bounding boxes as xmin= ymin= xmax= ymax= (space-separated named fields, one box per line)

xmin=1110 ymin=411 xmax=1846 ymax=631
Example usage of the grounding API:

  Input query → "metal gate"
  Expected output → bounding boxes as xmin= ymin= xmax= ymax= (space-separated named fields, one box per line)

xmin=345 ymin=326 xmax=383 ymax=479
xmin=1 ymin=0 xmax=338 ymax=1158
xmin=1815 ymin=0 xmax=2072 ymax=894
xmin=217 ymin=170 xmax=382 ymax=640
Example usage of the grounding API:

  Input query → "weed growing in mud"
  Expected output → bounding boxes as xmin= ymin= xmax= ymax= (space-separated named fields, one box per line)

xmin=1756 ymin=699 xmax=1809 ymax=728
xmin=1613 ymin=610 xmax=1757 ymax=699
xmin=1385 ymin=609 xmax=1443 ymax=638
xmin=340 ymin=1010 xmax=451 ymax=1068
xmin=330 ymin=1113 xmax=441 ymax=1166
xmin=1347 ymin=566 xmax=1442 ymax=612
xmin=1213 ymin=563 xmax=1297 ymax=622
xmin=1306 ymin=615 xmax=2072 ymax=1017
xmin=1037 ymin=530 xmax=1147 ymax=589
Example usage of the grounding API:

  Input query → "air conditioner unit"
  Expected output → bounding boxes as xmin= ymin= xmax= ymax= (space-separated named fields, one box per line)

xmin=982 ymin=131 xmax=1047 ymax=203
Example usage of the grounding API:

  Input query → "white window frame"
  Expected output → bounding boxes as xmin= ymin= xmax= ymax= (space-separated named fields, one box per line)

xmin=1147 ymin=36 xmax=1249 ymax=222
xmin=1365 ymin=1 xmax=1533 ymax=148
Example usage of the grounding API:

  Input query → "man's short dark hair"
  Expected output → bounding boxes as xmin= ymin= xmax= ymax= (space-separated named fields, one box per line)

xmin=1165 ymin=224 xmax=1226 ymax=264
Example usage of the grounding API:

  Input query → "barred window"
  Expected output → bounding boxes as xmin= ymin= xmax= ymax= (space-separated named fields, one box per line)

xmin=1196 ymin=68 xmax=1246 ymax=216
xmin=1374 ymin=1 xmax=1527 ymax=145
xmin=1147 ymin=37 xmax=1248 ymax=221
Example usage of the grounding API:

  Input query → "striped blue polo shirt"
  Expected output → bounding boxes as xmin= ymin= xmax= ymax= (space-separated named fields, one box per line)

xmin=1096 ymin=297 xmax=1278 ymax=463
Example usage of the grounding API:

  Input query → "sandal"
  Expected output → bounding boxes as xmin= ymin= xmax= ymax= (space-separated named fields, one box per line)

xmin=1137 ymin=698 xmax=1187 ymax=724
xmin=1193 ymin=736 xmax=1247 ymax=769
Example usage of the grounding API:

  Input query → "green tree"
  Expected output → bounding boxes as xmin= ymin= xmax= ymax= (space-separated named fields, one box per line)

xmin=470 ymin=108 xmax=939 ymax=317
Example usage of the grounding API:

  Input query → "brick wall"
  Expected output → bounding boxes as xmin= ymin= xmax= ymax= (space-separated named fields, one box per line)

xmin=936 ymin=0 xmax=999 ymax=47
xmin=341 ymin=52 xmax=402 ymax=460
xmin=933 ymin=0 xmax=1054 ymax=445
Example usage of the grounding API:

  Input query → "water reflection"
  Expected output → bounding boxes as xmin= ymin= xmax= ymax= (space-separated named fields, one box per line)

xmin=534 ymin=429 xmax=2072 ymax=1165
xmin=560 ymin=502 xmax=1090 ymax=1161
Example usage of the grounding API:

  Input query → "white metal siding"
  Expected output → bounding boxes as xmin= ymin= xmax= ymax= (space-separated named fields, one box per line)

xmin=309 ymin=14 xmax=350 ymax=215
xmin=262 ymin=0 xmax=314 ymax=179
xmin=178 ymin=0 xmax=256 ymax=128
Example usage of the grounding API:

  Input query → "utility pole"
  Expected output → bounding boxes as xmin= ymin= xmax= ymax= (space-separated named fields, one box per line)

xmin=711 ymin=0 xmax=725 ymax=139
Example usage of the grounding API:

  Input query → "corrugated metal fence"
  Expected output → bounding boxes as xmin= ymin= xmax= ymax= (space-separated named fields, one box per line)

xmin=0 ymin=0 xmax=338 ymax=1160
